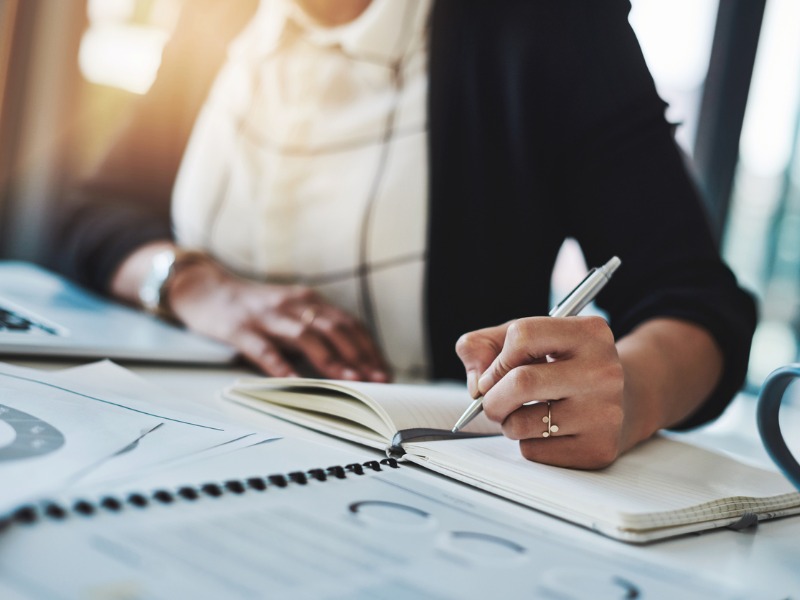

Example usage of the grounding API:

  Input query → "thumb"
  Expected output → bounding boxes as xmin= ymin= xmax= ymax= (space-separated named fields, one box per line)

xmin=455 ymin=323 xmax=509 ymax=398
xmin=477 ymin=317 xmax=551 ymax=396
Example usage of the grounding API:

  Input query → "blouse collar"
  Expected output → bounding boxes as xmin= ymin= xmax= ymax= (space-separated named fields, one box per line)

xmin=231 ymin=0 xmax=429 ymax=65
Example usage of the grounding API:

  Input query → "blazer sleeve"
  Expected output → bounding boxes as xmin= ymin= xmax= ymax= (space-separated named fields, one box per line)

xmin=542 ymin=0 xmax=758 ymax=428
xmin=427 ymin=0 xmax=756 ymax=428
xmin=50 ymin=0 xmax=257 ymax=292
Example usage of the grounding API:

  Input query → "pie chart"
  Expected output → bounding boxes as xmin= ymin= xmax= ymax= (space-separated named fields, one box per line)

xmin=0 ymin=404 xmax=65 ymax=461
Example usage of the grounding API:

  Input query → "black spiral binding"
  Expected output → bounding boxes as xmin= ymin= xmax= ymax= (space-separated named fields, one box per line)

xmin=0 ymin=458 xmax=400 ymax=533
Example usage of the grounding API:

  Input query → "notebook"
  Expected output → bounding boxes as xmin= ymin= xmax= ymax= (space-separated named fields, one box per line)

xmin=0 ymin=446 xmax=733 ymax=599
xmin=222 ymin=377 xmax=800 ymax=543
xmin=0 ymin=261 xmax=235 ymax=364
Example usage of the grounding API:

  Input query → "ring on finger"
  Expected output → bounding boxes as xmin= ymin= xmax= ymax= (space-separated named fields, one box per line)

xmin=542 ymin=400 xmax=559 ymax=438
xmin=300 ymin=306 xmax=318 ymax=327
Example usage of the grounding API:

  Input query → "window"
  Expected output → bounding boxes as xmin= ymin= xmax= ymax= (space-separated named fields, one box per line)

xmin=79 ymin=0 xmax=182 ymax=95
xmin=72 ymin=0 xmax=183 ymax=175
xmin=723 ymin=0 xmax=800 ymax=388
xmin=629 ymin=0 xmax=719 ymax=155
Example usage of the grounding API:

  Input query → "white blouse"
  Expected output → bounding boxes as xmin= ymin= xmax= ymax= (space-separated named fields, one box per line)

xmin=171 ymin=0 xmax=432 ymax=379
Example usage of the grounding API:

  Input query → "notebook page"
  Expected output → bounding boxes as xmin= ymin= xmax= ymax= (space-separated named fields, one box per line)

xmin=225 ymin=391 xmax=390 ymax=450
xmin=228 ymin=378 xmax=501 ymax=437
xmin=230 ymin=388 xmax=392 ymax=437
xmin=405 ymin=435 xmax=800 ymax=532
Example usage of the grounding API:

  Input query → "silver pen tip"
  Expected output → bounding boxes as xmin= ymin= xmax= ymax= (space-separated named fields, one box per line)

xmin=451 ymin=397 xmax=483 ymax=433
xmin=601 ymin=256 xmax=621 ymax=277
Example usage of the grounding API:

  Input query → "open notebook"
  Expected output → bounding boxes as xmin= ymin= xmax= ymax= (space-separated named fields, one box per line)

xmin=223 ymin=377 xmax=800 ymax=543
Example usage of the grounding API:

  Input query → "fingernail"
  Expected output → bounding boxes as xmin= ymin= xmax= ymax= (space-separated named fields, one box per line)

xmin=477 ymin=371 xmax=492 ymax=395
xmin=341 ymin=368 xmax=359 ymax=381
xmin=370 ymin=370 xmax=388 ymax=382
xmin=467 ymin=370 xmax=479 ymax=398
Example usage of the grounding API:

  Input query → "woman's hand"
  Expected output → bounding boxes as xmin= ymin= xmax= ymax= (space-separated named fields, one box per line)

xmin=456 ymin=316 xmax=629 ymax=470
xmin=111 ymin=243 xmax=390 ymax=381
xmin=456 ymin=315 xmax=723 ymax=470
xmin=167 ymin=259 xmax=390 ymax=381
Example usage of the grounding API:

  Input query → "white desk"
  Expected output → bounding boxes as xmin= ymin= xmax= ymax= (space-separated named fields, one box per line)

xmin=6 ymin=359 xmax=800 ymax=599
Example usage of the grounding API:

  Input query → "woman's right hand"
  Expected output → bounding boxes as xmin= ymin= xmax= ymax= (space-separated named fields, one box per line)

xmin=112 ymin=244 xmax=390 ymax=381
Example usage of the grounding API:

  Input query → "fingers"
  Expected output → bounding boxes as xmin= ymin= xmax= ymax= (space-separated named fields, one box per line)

xmin=501 ymin=401 xmax=625 ymax=470
xmin=481 ymin=356 xmax=623 ymax=423
xmin=501 ymin=401 xmax=576 ymax=439
xmin=464 ymin=315 xmax=626 ymax=469
xmin=178 ymin=275 xmax=390 ymax=380
xmin=252 ymin=307 xmax=385 ymax=381
xmin=254 ymin=311 xmax=356 ymax=380
xmin=518 ymin=435 xmax=622 ymax=470
xmin=477 ymin=316 xmax=615 ymax=395
xmin=311 ymin=305 xmax=390 ymax=382
xmin=232 ymin=328 xmax=299 ymax=378
xmin=234 ymin=310 xmax=387 ymax=381
xmin=234 ymin=285 xmax=389 ymax=381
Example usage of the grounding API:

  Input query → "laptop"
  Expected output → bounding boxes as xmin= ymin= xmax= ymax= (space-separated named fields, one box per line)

xmin=0 ymin=261 xmax=236 ymax=364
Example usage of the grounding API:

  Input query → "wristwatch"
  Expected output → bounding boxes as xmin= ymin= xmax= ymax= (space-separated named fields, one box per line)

xmin=138 ymin=248 xmax=208 ymax=319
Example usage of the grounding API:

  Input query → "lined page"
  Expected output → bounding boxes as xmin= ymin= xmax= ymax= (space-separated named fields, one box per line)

xmin=406 ymin=435 xmax=800 ymax=534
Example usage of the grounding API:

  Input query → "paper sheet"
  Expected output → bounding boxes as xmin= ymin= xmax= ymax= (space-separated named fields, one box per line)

xmin=0 ymin=361 xmax=279 ymax=511
xmin=0 ymin=440 xmax=733 ymax=599
xmin=0 ymin=364 xmax=160 ymax=512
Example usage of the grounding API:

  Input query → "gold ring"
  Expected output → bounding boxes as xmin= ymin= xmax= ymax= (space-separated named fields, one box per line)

xmin=542 ymin=401 xmax=559 ymax=438
xmin=300 ymin=307 xmax=318 ymax=327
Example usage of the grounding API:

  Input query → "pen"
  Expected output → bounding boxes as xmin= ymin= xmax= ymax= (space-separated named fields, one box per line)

xmin=451 ymin=256 xmax=622 ymax=433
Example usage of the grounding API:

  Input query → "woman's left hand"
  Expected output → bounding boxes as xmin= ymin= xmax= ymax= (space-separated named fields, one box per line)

xmin=456 ymin=316 xmax=631 ymax=470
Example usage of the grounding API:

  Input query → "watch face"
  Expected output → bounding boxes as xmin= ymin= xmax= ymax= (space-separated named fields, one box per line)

xmin=139 ymin=250 xmax=177 ymax=312
xmin=0 ymin=404 xmax=65 ymax=462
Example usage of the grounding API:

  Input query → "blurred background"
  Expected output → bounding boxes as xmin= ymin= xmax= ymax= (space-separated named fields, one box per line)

xmin=1 ymin=0 xmax=799 ymax=393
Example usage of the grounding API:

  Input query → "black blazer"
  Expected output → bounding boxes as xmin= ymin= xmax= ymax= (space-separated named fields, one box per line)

xmin=54 ymin=0 xmax=757 ymax=429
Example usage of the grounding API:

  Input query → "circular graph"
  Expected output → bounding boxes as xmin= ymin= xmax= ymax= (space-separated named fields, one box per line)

xmin=0 ymin=404 xmax=65 ymax=461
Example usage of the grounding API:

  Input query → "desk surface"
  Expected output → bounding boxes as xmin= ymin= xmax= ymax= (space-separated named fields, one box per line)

xmin=8 ymin=359 xmax=800 ymax=598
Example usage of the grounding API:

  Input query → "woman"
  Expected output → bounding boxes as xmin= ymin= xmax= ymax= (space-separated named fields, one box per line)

xmin=55 ymin=0 xmax=757 ymax=468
